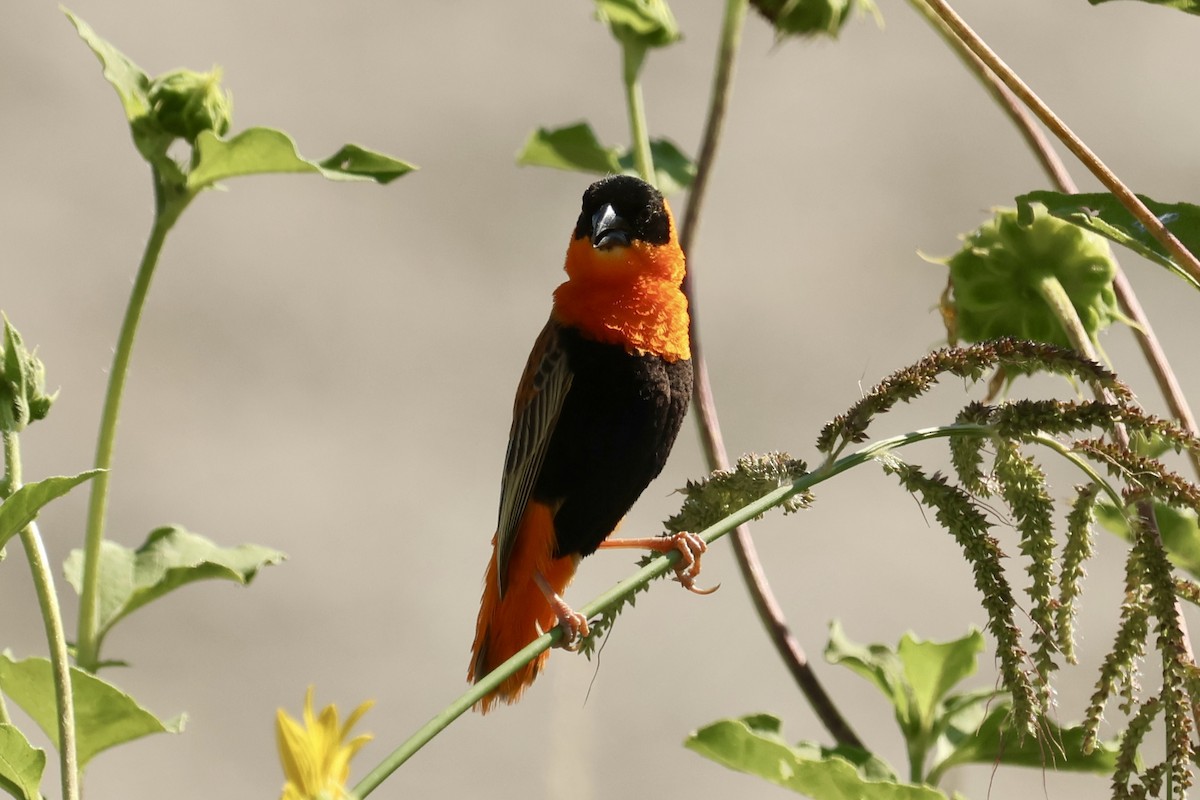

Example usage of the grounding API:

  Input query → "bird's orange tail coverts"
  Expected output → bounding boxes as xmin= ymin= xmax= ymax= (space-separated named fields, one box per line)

xmin=469 ymin=501 xmax=577 ymax=713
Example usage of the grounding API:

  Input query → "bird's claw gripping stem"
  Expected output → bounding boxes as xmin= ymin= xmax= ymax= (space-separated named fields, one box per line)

xmin=536 ymin=571 xmax=590 ymax=650
xmin=598 ymin=531 xmax=719 ymax=595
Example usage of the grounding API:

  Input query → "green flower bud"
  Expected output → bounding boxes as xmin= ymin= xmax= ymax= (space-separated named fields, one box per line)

xmin=595 ymin=0 xmax=681 ymax=50
xmin=750 ymin=0 xmax=877 ymax=38
xmin=147 ymin=67 xmax=232 ymax=143
xmin=0 ymin=316 xmax=56 ymax=433
xmin=940 ymin=207 xmax=1121 ymax=350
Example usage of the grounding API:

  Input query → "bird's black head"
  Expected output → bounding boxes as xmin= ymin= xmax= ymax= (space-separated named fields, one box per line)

xmin=573 ymin=175 xmax=671 ymax=251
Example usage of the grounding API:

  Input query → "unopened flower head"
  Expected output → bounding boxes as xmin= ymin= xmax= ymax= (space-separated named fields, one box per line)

xmin=0 ymin=316 xmax=56 ymax=433
xmin=750 ymin=0 xmax=878 ymax=38
xmin=147 ymin=66 xmax=232 ymax=143
xmin=940 ymin=207 xmax=1121 ymax=350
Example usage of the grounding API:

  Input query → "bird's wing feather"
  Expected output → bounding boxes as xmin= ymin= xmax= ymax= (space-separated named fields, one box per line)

xmin=494 ymin=319 xmax=573 ymax=595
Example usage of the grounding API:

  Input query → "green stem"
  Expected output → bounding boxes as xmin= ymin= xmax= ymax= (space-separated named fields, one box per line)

xmin=1034 ymin=275 xmax=1098 ymax=364
xmin=76 ymin=191 xmax=191 ymax=673
xmin=907 ymin=739 xmax=926 ymax=784
xmin=351 ymin=423 xmax=990 ymax=797
xmin=622 ymin=43 xmax=655 ymax=184
xmin=920 ymin=0 xmax=1200 ymax=286
xmin=1029 ymin=432 xmax=1125 ymax=509
xmin=4 ymin=433 xmax=79 ymax=800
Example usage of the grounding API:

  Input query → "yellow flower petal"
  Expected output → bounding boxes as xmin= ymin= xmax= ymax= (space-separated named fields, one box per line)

xmin=276 ymin=687 xmax=373 ymax=800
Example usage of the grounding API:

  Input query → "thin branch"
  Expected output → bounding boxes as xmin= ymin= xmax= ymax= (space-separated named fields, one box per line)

xmin=677 ymin=0 xmax=863 ymax=749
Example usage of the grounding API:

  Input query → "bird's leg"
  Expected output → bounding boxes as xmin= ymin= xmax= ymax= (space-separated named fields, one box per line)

xmin=534 ymin=571 xmax=590 ymax=650
xmin=598 ymin=532 xmax=718 ymax=595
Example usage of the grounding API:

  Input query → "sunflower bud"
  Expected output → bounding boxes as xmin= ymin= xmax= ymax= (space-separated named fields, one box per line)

xmin=147 ymin=67 xmax=232 ymax=143
xmin=750 ymin=0 xmax=876 ymax=38
xmin=0 ymin=317 xmax=56 ymax=433
xmin=939 ymin=207 xmax=1121 ymax=350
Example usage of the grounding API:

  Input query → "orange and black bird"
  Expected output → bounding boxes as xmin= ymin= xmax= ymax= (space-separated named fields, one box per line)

xmin=469 ymin=175 xmax=710 ymax=713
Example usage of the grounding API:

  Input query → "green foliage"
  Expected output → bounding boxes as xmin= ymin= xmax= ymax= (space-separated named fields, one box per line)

xmin=0 ymin=318 xmax=57 ymax=435
xmin=1016 ymin=191 xmax=1200 ymax=291
xmin=878 ymin=463 xmax=1038 ymax=735
xmin=593 ymin=0 xmax=681 ymax=49
xmin=0 ymin=724 xmax=45 ymax=800
xmin=516 ymin=122 xmax=696 ymax=194
xmin=993 ymin=442 xmax=1057 ymax=693
xmin=929 ymin=701 xmax=1118 ymax=779
xmin=578 ymin=453 xmax=808 ymax=658
xmin=825 ymin=623 xmax=983 ymax=746
xmin=816 ymin=338 xmax=1130 ymax=457
xmin=1058 ymin=484 xmax=1100 ymax=662
xmin=750 ymin=0 xmax=880 ymax=38
xmin=0 ymin=472 xmax=101 ymax=552
xmin=1096 ymin=500 xmax=1200 ymax=578
xmin=187 ymin=130 xmax=413 ymax=189
xmin=691 ymin=625 xmax=1119 ymax=795
xmin=665 ymin=453 xmax=810 ymax=534
xmin=66 ymin=7 xmax=414 ymax=201
xmin=62 ymin=526 xmax=285 ymax=655
xmin=1088 ymin=0 xmax=1200 ymax=13
xmin=686 ymin=714 xmax=945 ymax=799
xmin=146 ymin=67 xmax=232 ymax=142
xmin=818 ymin=345 xmax=1200 ymax=792
xmin=0 ymin=654 xmax=184 ymax=769
xmin=938 ymin=206 xmax=1121 ymax=349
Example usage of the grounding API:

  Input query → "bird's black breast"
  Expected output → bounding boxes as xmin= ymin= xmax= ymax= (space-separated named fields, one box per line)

xmin=533 ymin=327 xmax=693 ymax=559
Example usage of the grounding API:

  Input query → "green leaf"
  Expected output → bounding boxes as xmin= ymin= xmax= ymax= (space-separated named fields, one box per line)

xmin=594 ymin=0 xmax=681 ymax=49
xmin=897 ymin=629 xmax=984 ymax=735
xmin=0 ymin=472 xmax=102 ymax=551
xmin=686 ymin=715 xmax=946 ymax=799
xmin=63 ymin=526 xmax=285 ymax=646
xmin=517 ymin=123 xmax=696 ymax=194
xmin=1096 ymin=501 xmax=1200 ymax=578
xmin=618 ymin=138 xmax=696 ymax=194
xmin=1016 ymin=191 xmax=1200 ymax=291
xmin=0 ymin=654 xmax=184 ymax=769
xmin=186 ymin=128 xmax=415 ymax=190
xmin=63 ymin=9 xmax=151 ymax=124
xmin=1088 ymin=0 xmax=1199 ymax=14
xmin=931 ymin=701 xmax=1119 ymax=780
xmin=517 ymin=123 xmax=622 ymax=175
xmin=825 ymin=620 xmax=910 ymax=721
xmin=0 ymin=724 xmax=45 ymax=800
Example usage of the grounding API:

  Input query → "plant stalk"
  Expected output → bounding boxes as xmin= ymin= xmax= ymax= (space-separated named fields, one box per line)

xmin=677 ymin=0 xmax=864 ymax=750
xmin=76 ymin=191 xmax=190 ymax=673
xmin=4 ymin=432 xmax=79 ymax=800
xmin=352 ymin=423 xmax=990 ymax=796
xmin=622 ymin=43 xmax=655 ymax=184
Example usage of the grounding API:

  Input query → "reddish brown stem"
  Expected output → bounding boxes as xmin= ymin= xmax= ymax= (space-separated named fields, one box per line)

xmin=677 ymin=0 xmax=864 ymax=751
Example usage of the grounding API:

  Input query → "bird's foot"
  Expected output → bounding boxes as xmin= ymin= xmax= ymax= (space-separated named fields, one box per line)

xmin=536 ymin=571 xmax=590 ymax=650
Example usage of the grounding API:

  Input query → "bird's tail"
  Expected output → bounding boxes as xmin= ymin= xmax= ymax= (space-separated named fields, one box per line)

xmin=469 ymin=502 xmax=577 ymax=713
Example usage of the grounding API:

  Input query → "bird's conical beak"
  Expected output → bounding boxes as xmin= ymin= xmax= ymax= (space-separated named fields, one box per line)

xmin=590 ymin=203 xmax=630 ymax=250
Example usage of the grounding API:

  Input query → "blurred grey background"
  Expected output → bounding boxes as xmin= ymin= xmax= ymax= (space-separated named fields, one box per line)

xmin=3 ymin=1 xmax=1198 ymax=798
